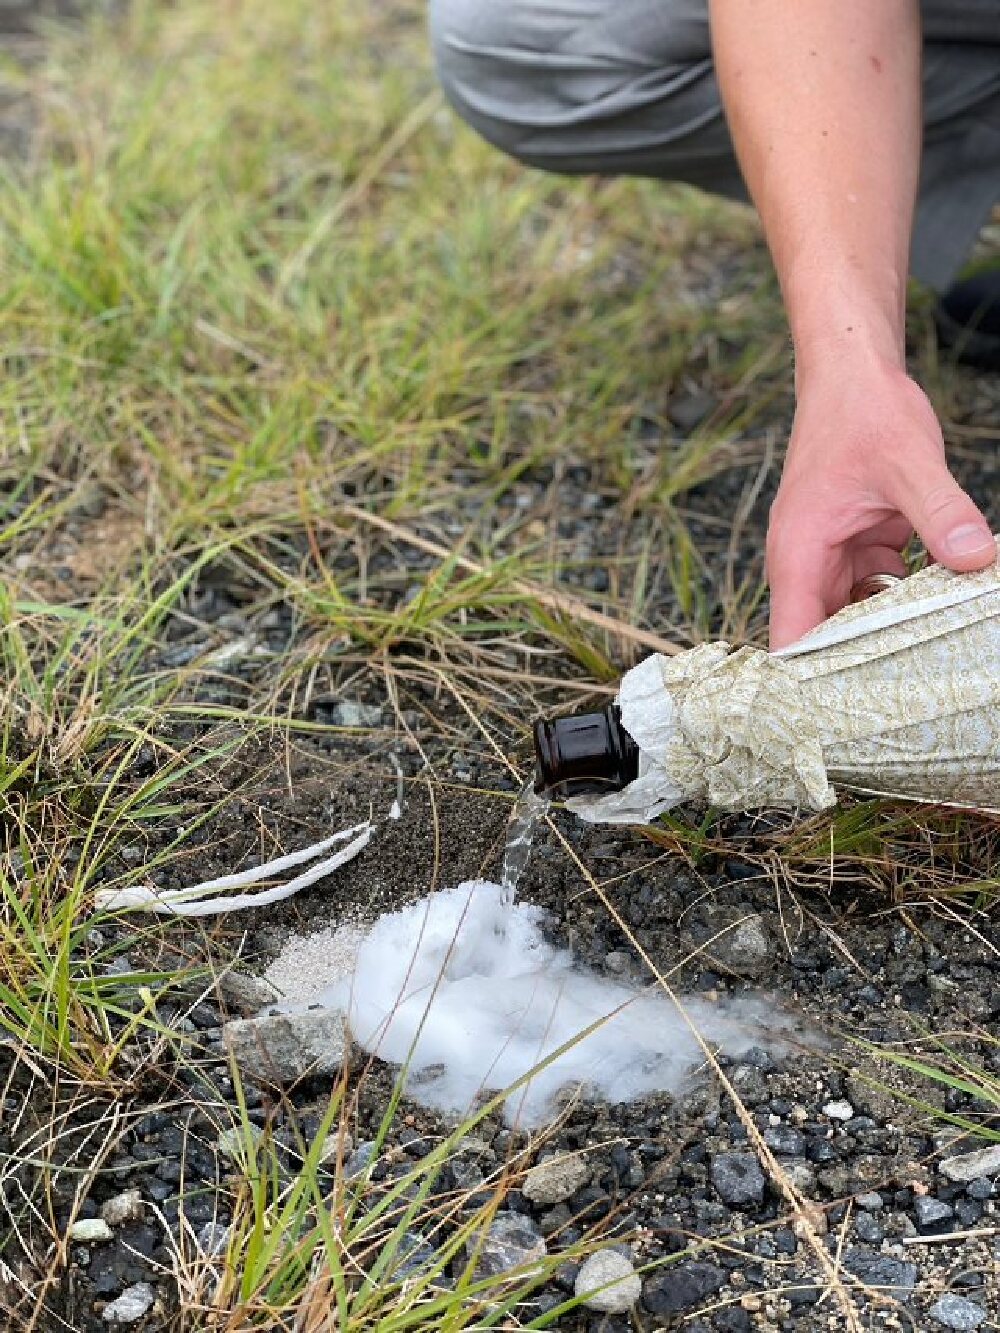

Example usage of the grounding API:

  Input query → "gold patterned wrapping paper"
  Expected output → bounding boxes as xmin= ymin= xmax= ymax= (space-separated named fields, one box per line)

xmin=568 ymin=543 xmax=1000 ymax=824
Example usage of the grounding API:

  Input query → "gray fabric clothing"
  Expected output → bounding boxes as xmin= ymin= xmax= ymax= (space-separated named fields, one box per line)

xmin=429 ymin=0 xmax=1000 ymax=291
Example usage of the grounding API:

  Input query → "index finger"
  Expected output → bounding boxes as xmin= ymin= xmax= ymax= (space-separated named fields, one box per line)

xmin=767 ymin=537 xmax=834 ymax=651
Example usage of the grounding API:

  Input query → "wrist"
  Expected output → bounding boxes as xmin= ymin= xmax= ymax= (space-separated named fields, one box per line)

xmin=783 ymin=261 xmax=908 ymax=386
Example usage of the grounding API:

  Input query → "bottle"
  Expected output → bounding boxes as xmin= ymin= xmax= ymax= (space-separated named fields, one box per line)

xmin=534 ymin=548 xmax=1000 ymax=825
xmin=533 ymin=705 xmax=639 ymax=798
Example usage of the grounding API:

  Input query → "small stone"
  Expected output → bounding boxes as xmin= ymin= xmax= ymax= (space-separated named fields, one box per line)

xmin=939 ymin=1144 xmax=1000 ymax=1184
xmin=855 ymin=1192 xmax=884 ymax=1212
xmin=522 ymin=1153 xmax=590 ymax=1207
xmin=711 ymin=1152 xmax=766 ymax=1207
xmin=854 ymin=1213 xmax=883 ymax=1245
xmin=643 ymin=1261 xmax=725 ymax=1316
xmin=218 ymin=971 xmax=280 ymax=1016
xmin=196 ymin=1222 xmax=230 ymax=1256
xmin=763 ymin=1125 xmax=806 ymax=1156
xmin=69 ymin=1219 xmax=113 ymax=1243
xmin=217 ymin=1124 xmax=264 ymax=1162
xmin=708 ymin=915 xmax=771 ymax=977
xmin=730 ymin=1065 xmax=769 ymax=1102
xmin=538 ymin=1204 xmax=572 ymax=1237
xmin=667 ymin=389 xmax=718 ymax=433
xmin=470 ymin=1213 xmax=546 ymax=1278
xmin=345 ymin=1141 xmax=377 ymax=1181
xmin=929 ymin=1294 xmax=986 ymax=1331
xmin=100 ymin=1190 xmax=144 ymax=1227
xmin=390 ymin=1232 xmax=436 ymax=1280
xmin=574 ymin=1249 xmax=641 ymax=1313
xmin=102 ymin=1282 xmax=155 ymax=1325
xmin=332 ymin=701 xmax=382 ymax=728
xmin=843 ymin=1248 xmax=917 ymax=1294
xmin=914 ymin=1196 xmax=954 ymax=1233
xmin=787 ymin=1284 xmax=822 ymax=1308
xmin=822 ymin=1099 xmax=854 ymax=1121
xmin=782 ymin=1159 xmax=817 ymax=1195
xmin=69 ymin=481 xmax=107 ymax=519
xmin=223 ymin=1009 xmax=349 ymax=1084
xmin=966 ymin=1177 xmax=994 ymax=1200
xmin=954 ymin=1198 xmax=983 ymax=1228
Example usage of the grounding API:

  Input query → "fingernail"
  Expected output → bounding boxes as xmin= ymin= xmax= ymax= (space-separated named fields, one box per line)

xmin=944 ymin=524 xmax=994 ymax=558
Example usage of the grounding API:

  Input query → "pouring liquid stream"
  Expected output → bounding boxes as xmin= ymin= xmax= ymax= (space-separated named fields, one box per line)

xmin=499 ymin=783 xmax=549 ymax=907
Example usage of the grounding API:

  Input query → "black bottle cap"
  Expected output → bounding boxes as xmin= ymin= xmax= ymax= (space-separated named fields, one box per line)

xmin=533 ymin=704 xmax=640 ymax=799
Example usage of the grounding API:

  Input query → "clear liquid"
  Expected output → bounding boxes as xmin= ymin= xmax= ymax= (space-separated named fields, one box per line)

xmin=500 ymin=783 xmax=549 ymax=906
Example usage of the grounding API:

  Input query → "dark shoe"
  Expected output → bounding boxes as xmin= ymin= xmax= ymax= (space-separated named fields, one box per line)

xmin=935 ymin=268 xmax=1000 ymax=371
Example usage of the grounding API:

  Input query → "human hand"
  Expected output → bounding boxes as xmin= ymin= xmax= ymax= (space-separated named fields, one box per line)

xmin=766 ymin=356 xmax=995 ymax=650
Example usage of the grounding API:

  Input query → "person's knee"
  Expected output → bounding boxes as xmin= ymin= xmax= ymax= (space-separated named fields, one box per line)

xmin=428 ymin=0 xmax=534 ymax=158
xmin=428 ymin=0 xmax=729 ymax=184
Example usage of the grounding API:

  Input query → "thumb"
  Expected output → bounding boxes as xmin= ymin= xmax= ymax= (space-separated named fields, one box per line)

xmin=889 ymin=457 xmax=995 ymax=572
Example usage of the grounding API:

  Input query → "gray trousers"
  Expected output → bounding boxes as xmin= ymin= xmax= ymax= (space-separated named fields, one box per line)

xmin=429 ymin=0 xmax=1000 ymax=291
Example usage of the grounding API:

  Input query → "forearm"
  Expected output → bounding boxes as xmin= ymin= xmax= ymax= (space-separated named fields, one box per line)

xmin=708 ymin=0 xmax=921 ymax=378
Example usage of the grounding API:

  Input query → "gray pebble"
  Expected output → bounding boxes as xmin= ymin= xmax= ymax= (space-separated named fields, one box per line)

xmin=966 ymin=1176 xmax=994 ymax=1200
xmin=196 ymin=1222 xmax=230 ymax=1256
xmin=711 ymin=1152 xmax=765 ymax=1207
xmin=929 ymin=1294 xmax=986 ymax=1331
xmin=822 ymin=1099 xmax=854 ymax=1121
xmin=914 ymin=1196 xmax=954 ymax=1233
xmin=522 ymin=1153 xmax=590 ymax=1207
xmin=843 ymin=1247 xmax=917 ymax=1293
xmin=939 ymin=1144 xmax=1000 ymax=1183
xmin=101 ymin=1282 xmax=155 ymax=1325
xmin=574 ymin=1249 xmax=641 ymax=1313
xmin=100 ymin=1190 xmax=144 ymax=1228
xmin=217 ymin=1124 xmax=264 ymax=1162
xmin=469 ymin=1212 xmax=546 ymax=1277
xmin=855 ymin=1192 xmax=884 ymax=1212
xmin=223 ymin=1009 xmax=349 ymax=1084
xmin=69 ymin=1219 xmax=113 ymax=1244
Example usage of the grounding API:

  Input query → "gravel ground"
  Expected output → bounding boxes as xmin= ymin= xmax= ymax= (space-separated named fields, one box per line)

xmin=17 ymin=726 xmax=993 ymax=1331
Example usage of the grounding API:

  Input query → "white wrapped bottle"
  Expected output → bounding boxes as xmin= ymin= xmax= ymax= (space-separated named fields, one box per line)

xmin=535 ymin=544 xmax=1000 ymax=824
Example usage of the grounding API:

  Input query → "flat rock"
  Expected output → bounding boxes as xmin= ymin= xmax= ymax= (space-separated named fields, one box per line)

xmin=522 ymin=1152 xmax=590 ymax=1207
xmin=914 ymin=1196 xmax=954 ymax=1233
xmin=574 ymin=1249 xmax=641 ymax=1313
xmin=223 ymin=1009 xmax=349 ymax=1084
xmin=711 ymin=1151 xmax=765 ymax=1207
xmin=469 ymin=1212 xmax=546 ymax=1278
xmin=69 ymin=1218 xmax=113 ymax=1243
xmin=643 ymin=1261 xmax=725 ymax=1316
xmin=217 ymin=970 xmax=280 ymax=1016
xmin=929 ymin=1294 xmax=987 ymax=1331
xmin=843 ymin=1247 xmax=918 ymax=1294
xmin=706 ymin=914 xmax=771 ymax=977
xmin=102 ymin=1282 xmax=155 ymax=1325
xmin=100 ymin=1190 xmax=144 ymax=1227
xmin=822 ymin=1099 xmax=854 ymax=1121
xmin=939 ymin=1144 xmax=1000 ymax=1184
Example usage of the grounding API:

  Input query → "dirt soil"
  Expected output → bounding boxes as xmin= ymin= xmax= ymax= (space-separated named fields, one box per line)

xmin=18 ymin=716 xmax=990 ymax=1332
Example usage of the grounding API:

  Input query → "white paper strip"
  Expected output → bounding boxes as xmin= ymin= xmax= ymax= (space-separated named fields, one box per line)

xmin=93 ymin=823 xmax=374 ymax=917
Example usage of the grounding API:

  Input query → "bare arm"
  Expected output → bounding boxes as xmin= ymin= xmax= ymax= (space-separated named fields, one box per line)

xmin=708 ymin=0 xmax=993 ymax=647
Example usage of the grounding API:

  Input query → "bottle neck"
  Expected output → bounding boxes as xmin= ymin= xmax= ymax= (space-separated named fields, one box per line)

xmin=533 ymin=704 xmax=639 ymax=798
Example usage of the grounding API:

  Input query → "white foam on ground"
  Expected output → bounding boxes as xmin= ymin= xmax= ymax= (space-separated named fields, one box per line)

xmin=271 ymin=881 xmax=812 ymax=1127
